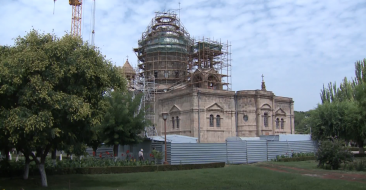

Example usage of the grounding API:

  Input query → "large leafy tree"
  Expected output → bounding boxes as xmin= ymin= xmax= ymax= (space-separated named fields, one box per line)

xmin=100 ymin=90 xmax=148 ymax=157
xmin=0 ymin=30 xmax=125 ymax=186
xmin=309 ymin=59 xmax=366 ymax=154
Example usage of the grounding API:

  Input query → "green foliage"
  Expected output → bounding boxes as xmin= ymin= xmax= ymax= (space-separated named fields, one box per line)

xmin=316 ymin=139 xmax=353 ymax=170
xmin=344 ymin=158 xmax=366 ymax=171
xmin=308 ymin=59 xmax=366 ymax=154
xmin=294 ymin=111 xmax=311 ymax=134
xmin=99 ymin=90 xmax=148 ymax=156
xmin=0 ymin=29 xmax=126 ymax=186
xmin=274 ymin=152 xmax=315 ymax=161
xmin=151 ymin=149 xmax=163 ymax=164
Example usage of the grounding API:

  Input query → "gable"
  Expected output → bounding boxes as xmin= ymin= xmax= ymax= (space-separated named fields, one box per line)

xmin=275 ymin=108 xmax=286 ymax=116
xmin=169 ymin=105 xmax=181 ymax=113
xmin=206 ymin=103 xmax=224 ymax=112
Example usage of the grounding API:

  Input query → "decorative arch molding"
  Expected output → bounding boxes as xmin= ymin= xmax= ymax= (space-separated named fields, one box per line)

xmin=261 ymin=104 xmax=271 ymax=110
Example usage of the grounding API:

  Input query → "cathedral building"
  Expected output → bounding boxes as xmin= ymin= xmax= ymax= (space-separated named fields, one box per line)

xmin=122 ymin=11 xmax=294 ymax=143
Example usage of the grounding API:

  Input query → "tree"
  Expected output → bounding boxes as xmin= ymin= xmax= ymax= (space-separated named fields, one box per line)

xmin=100 ymin=90 xmax=148 ymax=157
xmin=308 ymin=59 xmax=366 ymax=154
xmin=294 ymin=111 xmax=310 ymax=134
xmin=0 ymin=30 xmax=125 ymax=186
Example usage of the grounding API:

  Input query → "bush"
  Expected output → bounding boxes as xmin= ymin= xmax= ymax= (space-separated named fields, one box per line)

xmin=316 ymin=139 xmax=353 ymax=170
xmin=344 ymin=158 xmax=366 ymax=171
xmin=353 ymin=154 xmax=366 ymax=158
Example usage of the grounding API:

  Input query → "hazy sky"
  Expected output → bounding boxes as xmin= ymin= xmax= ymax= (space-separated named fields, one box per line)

xmin=1 ymin=0 xmax=365 ymax=111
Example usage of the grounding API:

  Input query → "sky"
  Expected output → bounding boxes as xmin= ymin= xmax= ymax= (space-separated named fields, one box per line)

xmin=0 ymin=0 xmax=365 ymax=111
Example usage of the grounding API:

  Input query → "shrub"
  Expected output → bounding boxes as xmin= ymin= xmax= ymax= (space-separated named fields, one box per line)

xmin=151 ymin=150 xmax=163 ymax=164
xmin=316 ymin=139 xmax=353 ymax=170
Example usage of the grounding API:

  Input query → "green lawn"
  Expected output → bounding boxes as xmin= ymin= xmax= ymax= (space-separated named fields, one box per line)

xmin=1 ymin=164 xmax=364 ymax=190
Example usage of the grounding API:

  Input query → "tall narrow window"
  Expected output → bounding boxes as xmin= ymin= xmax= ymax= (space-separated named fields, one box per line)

xmin=154 ymin=71 xmax=158 ymax=78
xmin=281 ymin=118 xmax=284 ymax=129
xmin=264 ymin=113 xmax=268 ymax=127
xmin=209 ymin=114 xmax=214 ymax=127
xmin=172 ymin=117 xmax=175 ymax=129
xmin=276 ymin=118 xmax=279 ymax=129
xmin=176 ymin=116 xmax=180 ymax=128
xmin=175 ymin=71 xmax=179 ymax=78
xmin=216 ymin=115 xmax=221 ymax=127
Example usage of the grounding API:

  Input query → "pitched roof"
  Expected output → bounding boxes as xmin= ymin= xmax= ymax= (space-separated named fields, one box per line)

xmin=121 ymin=59 xmax=135 ymax=75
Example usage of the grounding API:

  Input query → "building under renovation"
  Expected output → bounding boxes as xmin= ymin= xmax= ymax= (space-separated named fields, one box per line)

xmin=121 ymin=11 xmax=294 ymax=143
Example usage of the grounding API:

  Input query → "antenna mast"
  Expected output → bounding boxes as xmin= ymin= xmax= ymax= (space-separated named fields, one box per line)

xmin=91 ymin=0 xmax=96 ymax=46
xmin=70 ymin=0 xmax=83 ymax=36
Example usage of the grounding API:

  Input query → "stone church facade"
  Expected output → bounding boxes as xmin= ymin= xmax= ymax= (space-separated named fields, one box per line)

xmin=122 ymin=11 xmax=294 ymax=143
xmin=154 ymin=87 xmax=294 ymax=143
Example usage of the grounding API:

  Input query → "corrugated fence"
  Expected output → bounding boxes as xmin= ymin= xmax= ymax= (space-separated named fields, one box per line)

xmin=170 ymin=140 xmax=317 ymax=165
xmin=170 ymin=143 xmax=227 ymax=165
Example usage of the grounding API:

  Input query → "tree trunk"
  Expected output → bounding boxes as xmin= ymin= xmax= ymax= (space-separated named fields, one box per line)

xmin=113 ymin=144 xmax=119 ymax=157
xmin=23 ymin=157 xmax=30 ymax=180
xmin=4 ymin=147 xmax=10 ymax=161
xmin=38 ymin=164 xmax=48 ymax=187
xmin=359 ymin=140 xmax=365 ymax=154
xmin=51 ymin=149 xmax=56 ymax=166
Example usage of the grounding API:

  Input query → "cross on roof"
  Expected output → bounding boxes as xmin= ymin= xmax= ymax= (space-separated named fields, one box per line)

xmin=261 ymin=74 xmax=264 ymax=81
xmin=126 ymin=55 xmax=128 ymax=60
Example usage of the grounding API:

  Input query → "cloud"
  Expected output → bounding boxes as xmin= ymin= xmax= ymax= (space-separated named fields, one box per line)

xmin=0 ymin=0 xmax=365 ymax=111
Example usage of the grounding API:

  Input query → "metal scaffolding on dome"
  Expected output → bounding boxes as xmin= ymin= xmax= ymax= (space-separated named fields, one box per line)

xmin=133 ymin=10 xmax=232 ymax=137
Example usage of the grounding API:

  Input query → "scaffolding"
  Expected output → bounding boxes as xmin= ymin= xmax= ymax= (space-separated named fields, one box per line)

xmin=189 ymin=38 xmax=232 ymax=90
xmin=133 ymin=11 xmax=232 ymax=136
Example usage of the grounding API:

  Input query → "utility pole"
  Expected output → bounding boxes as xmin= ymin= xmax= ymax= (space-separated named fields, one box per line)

xmin=198 ymin=90 xmax=200 ymax=143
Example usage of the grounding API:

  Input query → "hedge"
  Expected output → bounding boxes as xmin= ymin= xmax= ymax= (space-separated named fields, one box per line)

xmin=277 ymin=156 xmax=316 ymax=162
xmin=1 ymin=162 xmax=225 ymax=178
xmin=354 ymin=154 xmax=366 ymax=158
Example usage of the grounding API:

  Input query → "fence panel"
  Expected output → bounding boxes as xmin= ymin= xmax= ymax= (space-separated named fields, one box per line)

xmin=170 ymin=143 xmax=227 ymax=165
xmin=267 ymin=140 xmax=318 ymax=160
xmin=267 ymin=141 xmax=290 ymax=160
xmin=226 ymin=140 xmax=247 ymax=164
xmin=246 ymin=140 xmax=267 ymax=163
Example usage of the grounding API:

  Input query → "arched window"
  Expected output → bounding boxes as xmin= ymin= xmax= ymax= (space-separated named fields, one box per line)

xmin=209 ymin=114 xmax=214 ymax=127
xmin=264 ymin=113 xmax=268 ymax=127
xmin=172 ymin=117 xmax=175 ymax=129
xmin=281 ymin=118 xmax=284 ymax=129
xmin=276 ymin=118 xmax=279 ymax=129
xmin=176 ymin=116 xmax=180 ymax=128
xmin=216 ymin=115 xmax=221 ymax=127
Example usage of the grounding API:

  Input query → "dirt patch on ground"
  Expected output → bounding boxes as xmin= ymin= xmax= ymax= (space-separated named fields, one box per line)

xmin=258 ymin=164 xmax=366 ymax=184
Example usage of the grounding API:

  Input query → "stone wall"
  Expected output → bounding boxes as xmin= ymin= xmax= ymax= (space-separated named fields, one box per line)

xmin=154 ymin=87 xmax=294 ymax=143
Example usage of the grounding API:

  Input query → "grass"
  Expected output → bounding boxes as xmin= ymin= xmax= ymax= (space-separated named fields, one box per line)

xmin=1 ymin=164 xmax=365 ymax=190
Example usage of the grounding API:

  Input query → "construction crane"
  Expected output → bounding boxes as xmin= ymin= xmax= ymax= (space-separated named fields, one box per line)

xmin=69 ymin=0 xmax=83 ymax=36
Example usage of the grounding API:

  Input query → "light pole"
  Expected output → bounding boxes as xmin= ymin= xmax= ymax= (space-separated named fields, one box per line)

xmin=162 ymin=112 xmax=169 ymax=165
